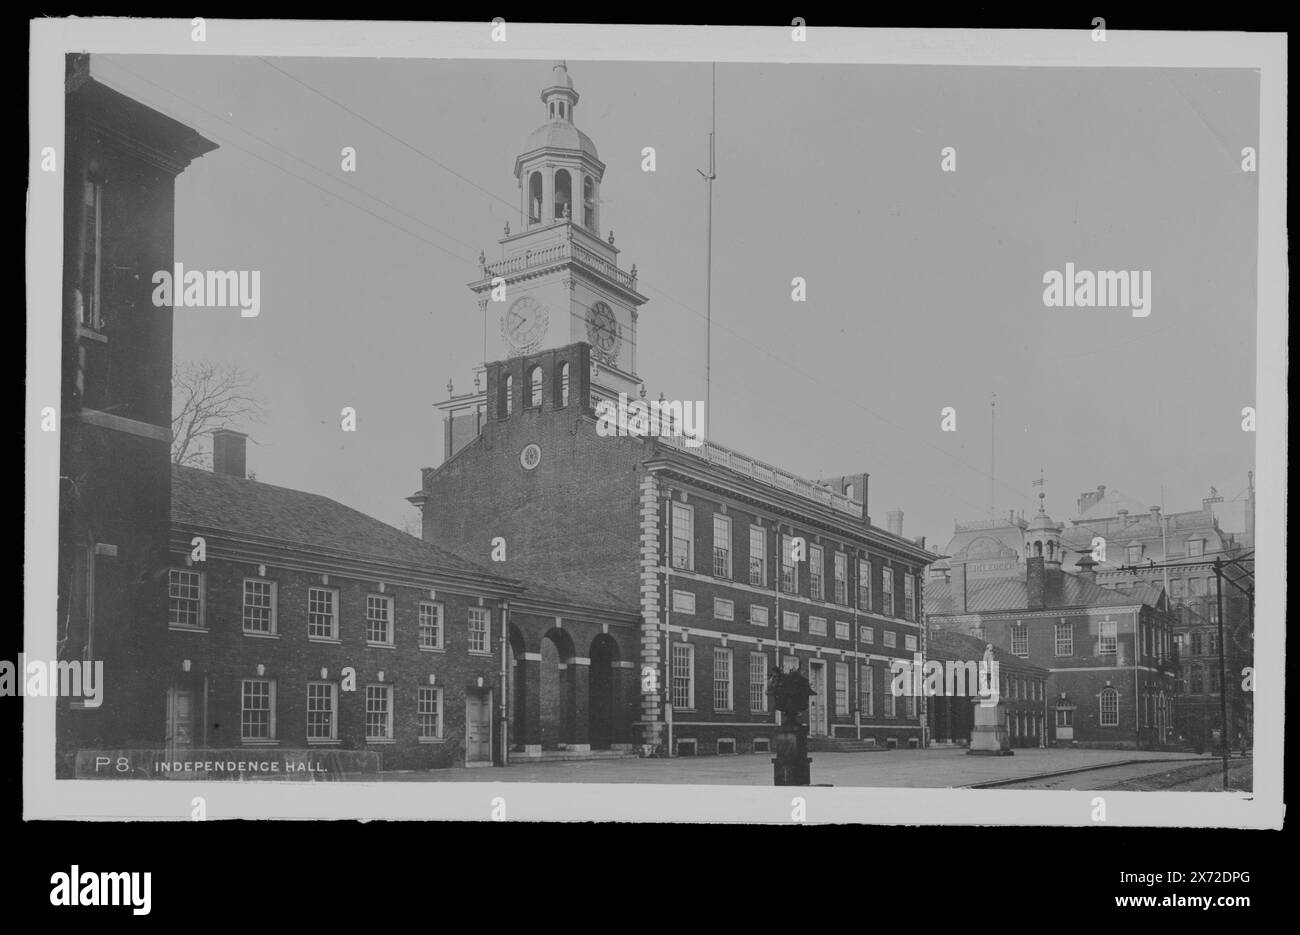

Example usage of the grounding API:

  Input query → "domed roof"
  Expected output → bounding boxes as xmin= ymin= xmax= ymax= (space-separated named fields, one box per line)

xmin=521 ymin=120 xmax=599 ymax=160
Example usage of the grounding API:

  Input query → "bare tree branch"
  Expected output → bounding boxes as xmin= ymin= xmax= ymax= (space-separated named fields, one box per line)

xmin=171 ymin=359 xmax=267 ymax=466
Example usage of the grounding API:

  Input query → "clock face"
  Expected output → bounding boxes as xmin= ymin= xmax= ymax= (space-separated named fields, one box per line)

xmin=502 ymin=296 xmax=549 ymax=351
xmin=586 ymin=301 xmax=620 ymax=362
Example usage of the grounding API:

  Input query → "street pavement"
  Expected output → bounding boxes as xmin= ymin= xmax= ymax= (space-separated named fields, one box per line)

xmin=380 ymin=746 xmax=1222 ymax=787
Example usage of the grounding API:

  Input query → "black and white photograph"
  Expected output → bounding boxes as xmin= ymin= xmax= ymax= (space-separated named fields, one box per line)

xmin=22 ymin=17 xmax=1283 ymax=868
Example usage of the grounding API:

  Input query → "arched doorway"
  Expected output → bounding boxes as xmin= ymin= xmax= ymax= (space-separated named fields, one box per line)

xmin=539 ymin=628 xmax=575 ymax=749
xmin=589 ymin=634 xmax=618 ymax=750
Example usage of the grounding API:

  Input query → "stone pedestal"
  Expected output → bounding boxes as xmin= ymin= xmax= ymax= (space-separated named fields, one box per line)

xmin=967 ymin=699 xmax=1013 ymax=756
xmin=772 ymin=725 xmax=812 ymax=785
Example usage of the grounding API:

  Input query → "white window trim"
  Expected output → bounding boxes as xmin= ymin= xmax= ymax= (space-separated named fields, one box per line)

xmin=782 ymin=610 xmax=800 ymax=633
xmin=713 ymin=597 xmax=734 ymax=622
xmin=241 ymin=578 xmax=278 ymax=636
xmin=1099 ymin=688 xmax=1119 ymax=727
xmin=306 ymin=681 xmax=339 ymax=743
xmin=714 ymin=647 xmax=733 ymax=712
xmin=713 ymin=514 xmax=732 ymax=579
xmin=308 ymin=586 xmax=340 ymax=642
xmin=749 ymin=604 xmax=769 ymax=627
xmin=168 ymin=567 xmax=207 ymax=631
xmin=365 ymin=684 xmax=395 ymax=741
xmin=671 ymin=642 xmax=696 ymax=711
xmin=418 ymin=686 xmax=445 ymax=741
xmin=749 ymin=525 xmax=766 ymax=586
xmin=749 ymin=652 xmax=768 ymax=713
xmin=240 ymin=678 xmax=278 ymax=743
xmin=672 ymin=502 xmax=695 ymax=571
xmin=419 ymin=601 xmax=446 ymax=651
xmin=468 ymin=606 xmax=492 ymax=655
xmin=366 ymin=593 xmax=395 ymax=647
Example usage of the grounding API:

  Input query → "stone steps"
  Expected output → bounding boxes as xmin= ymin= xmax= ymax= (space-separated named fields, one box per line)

xmin=508 ymin=748 xmax=641 ymax=764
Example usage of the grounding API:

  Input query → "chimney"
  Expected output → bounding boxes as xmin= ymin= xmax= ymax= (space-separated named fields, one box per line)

xmin=1117 ymin=508 xmax=1129 ymax=525
xmin=859 ymin=472 xmax=870 ymax=525
xmin=1150 ymin=505 xmax=1161 ymax=522
xmin=887 ymin=509 xmax=904 ymax=537
xmin=212 ymin=429 xmax=248 ymax=478
xmin=950 ymin=562 xmax=968 ymax=614
xmin=1026 ymin=556 xmax=1046 ymax=610
xmin=1076 ymin=552 xmax=1097 ymax=583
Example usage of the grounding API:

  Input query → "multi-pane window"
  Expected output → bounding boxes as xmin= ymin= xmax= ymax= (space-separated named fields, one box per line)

xmin=809 ymin=616 xmax=827 ymax=637
xmin=884 ymin=684 xmax=895 ymax=717
xmin=859 ymin=664 xmax=873 ymax=716
xmin=904 ymin=634 xmax=917 ymax=652
xmin=749 ymin=652 xmax=768 ymax=713
xmin=241 ymin=679 xmax=275 ymax=740
xmin=882 ymin=630 xmax=897 ymax=649
xmin=418 ymin=687 xmax=443 ymax=739
xmin=1127 ymin=545 xmax=1142 ymax=564
xmin=782 ymin=611 xmax=800 ymax=632
xmin=835 ymin=662 xmax=849 ymax=715
xmin=713 ymin=648 xmax=733 ymax=711
xmin=714 ymin=598 xmax=734 ymax=621
xmin=671 ymin=503 xmax=694 ymax=570
xmin=365 ymin=685 xmax=393 ymax=740
xmin=713 ymin=514 xmax=732 ymax=578
xmin=366 ymin=595 xmax=393 ymax=644
xmin=1188 ymin=578 xmax=1202 ymax=598
xmin=80 ymin=180 xmax=104 ymax=329
xmin=858 ymin=559 xmax=872 ymax=610
xmin=1011 ymin=625 xmax=1028 ymax=656
xmin=672 ymin=590 xmax=696 ymax=614
xmin=859 ymin=625 xmax=873 ymax=644
xmin=749 ymin=604 xmax=769 ymax=626
xmin=903 ymin=572 xmax=916 ymax=621
xmin=1054 ymin=621 xmax=1073 ymax=656
xmin=168 ymin=569 xmax=203 ymax=628
xmin=1187 ymin=538 xmax=1204 ymax=557
xmin=1190 ymin=631 xmax=1203 ymax=655
xmin=308 ymin=587 xmax=338 ymax=640
xmin=306 ymin=682 xmax=337 ymax=741
xmin=419 ymin=602 xmax=443 ymax=649
xmin=1208 ymin=667 xmax=1220 ymax=693
xmin=809 ymin=544 xmax=824 ymax=600
xmin=1172 ymin=578 xmax=1186 ymax=599
xmin=781 ymin=535 xmax=798 ymax=593
xmin=1099 ymin=619 xmax=1117 ymax=655
xmin=834 ymin=620 xmax=850 ymax=641
xmin=1056 ymin=708 xmax=1074 ymax=728
xmin=1206 ymin=630 xmax=1218 ymax=655
xmin=242 ymin=579 xmax=277 ymax=634
xmin=833 ymin=553 xmax=847 ymax=605
xmin=1189 ymin=664 xmax=1203 ymax=693
xmin=671 ymin=643 xmax=695 ymax=710
xmin=1099 ymin=687 xmax=1119 ymax=727
xmin=468 ymin=607 xmax=491 ymax=653
xmin=881 ymin=568 xmax=894 ymax=616
xmin=748 ymin=526 xmax=766 ymax=586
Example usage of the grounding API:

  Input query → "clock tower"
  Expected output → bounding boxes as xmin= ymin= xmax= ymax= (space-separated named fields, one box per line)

xmin=468 ymin=62 xmax=648 ymax=402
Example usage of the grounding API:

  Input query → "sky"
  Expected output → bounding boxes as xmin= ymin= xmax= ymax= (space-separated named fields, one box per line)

xmin=94 ymin=54 xmax=1259 ymax=548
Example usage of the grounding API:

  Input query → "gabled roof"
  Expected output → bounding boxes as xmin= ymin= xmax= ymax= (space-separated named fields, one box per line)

xmin=925 ymin=571 xmax=1161 ymax=616
xmin=172 ymin=465 xmax=508 ymax=583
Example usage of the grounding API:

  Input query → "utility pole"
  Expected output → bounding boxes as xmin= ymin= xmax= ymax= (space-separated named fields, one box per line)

xmin=697 ymin=63 xmax=717 ymax=438
xmin=1213 ymin=558 xmax=1229 ymax=788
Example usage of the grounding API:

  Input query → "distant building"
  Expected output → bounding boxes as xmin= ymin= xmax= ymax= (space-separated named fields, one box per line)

xmin=927 ymin=496 xmax=1179 ymax=748
xmin=56 ymin=54 xmax=217 ymax=775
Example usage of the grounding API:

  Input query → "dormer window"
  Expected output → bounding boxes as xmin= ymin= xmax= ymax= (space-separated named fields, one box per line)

xmin=1187 ymin=539 xmax=1204 ymax=558
xmin=1126 ymin=544 xmax=1143 ymax=564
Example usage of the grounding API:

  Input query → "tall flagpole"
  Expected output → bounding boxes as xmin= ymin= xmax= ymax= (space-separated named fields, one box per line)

xmin=990 ymin=391 xmax=997 ymax=516
xmin=698 ymin=63 xmax=716 ymax=438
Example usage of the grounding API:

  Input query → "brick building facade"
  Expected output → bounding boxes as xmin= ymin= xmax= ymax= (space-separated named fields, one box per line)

xmin=56 ymin=55 xmax=217 ymax=775
xmin=927 ymin=503 xmax=1179 ymax=749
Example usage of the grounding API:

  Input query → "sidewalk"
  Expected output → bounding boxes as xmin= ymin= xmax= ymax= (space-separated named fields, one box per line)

xmin=380 ymin=746 xmax=1213 ymax=787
